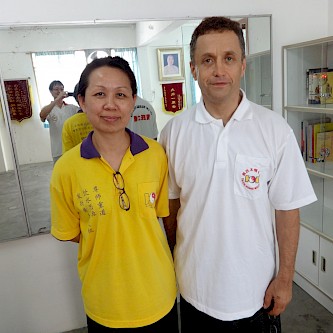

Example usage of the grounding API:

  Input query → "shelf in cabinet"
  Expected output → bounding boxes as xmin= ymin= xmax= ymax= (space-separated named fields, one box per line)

xmin=300 ymin=222 xmax=333 ymax=244
xmin=285 ymin=105 xmax=333 ymax=114
xmin=283 ymin=35 xmax=333 ymax=314
xmin=307 ymin=162 xmax=333 ymax=180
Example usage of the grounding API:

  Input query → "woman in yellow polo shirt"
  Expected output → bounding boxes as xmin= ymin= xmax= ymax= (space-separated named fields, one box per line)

xmin=50 ymin=56 xmax=178 ymax=332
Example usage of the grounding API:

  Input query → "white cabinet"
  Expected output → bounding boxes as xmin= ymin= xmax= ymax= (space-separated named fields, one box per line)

xmin=319 ymin=237 xmax=333 ymax=297
xmin=296 ymin=226 xmax=333 ymax=299
xmin=283 ymin=36 xmax=333 ymax=313
xmin=296 ymin=226 xmax=319 ymax=286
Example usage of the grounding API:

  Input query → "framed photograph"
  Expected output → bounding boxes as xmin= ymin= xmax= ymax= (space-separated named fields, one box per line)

xmin=157 ymin=48 xmax=185 ymax=81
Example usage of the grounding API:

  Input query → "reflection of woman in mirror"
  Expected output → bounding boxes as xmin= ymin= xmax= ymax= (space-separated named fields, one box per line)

xmin=163 ymin=54 xmax=179 ymax=75
xmin=50 ymin=56 xmax=178 ymax=332
xmin=62 ymin=83 xmax=93 ymax=153
xmin=39 ymin=80 xmax=79 ymax=164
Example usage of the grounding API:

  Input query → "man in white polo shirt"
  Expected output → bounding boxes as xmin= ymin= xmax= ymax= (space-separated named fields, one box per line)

xmin=160 ymin=16 xmax=317 ymax=332
xmin=40 ymin=80 xmax=78 ymax=164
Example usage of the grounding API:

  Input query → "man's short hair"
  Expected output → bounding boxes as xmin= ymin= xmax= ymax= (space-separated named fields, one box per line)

xmin=190 ymin=16 xmax=246 ymax=63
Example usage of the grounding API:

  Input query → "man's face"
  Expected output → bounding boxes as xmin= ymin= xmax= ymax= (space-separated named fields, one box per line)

xmin=190 ymin=31 xmax=246 ymax=106
xmin=50 ymin=84 xmax=64 ymax=99
xmin=167 ymin=55 xmax=174 ymax=65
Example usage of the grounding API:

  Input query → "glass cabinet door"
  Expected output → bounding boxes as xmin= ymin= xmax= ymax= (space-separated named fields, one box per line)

xmin=283 ymin=37 xmax=333 ymax=238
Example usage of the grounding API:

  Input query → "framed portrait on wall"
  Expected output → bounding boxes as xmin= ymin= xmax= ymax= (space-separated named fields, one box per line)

xmin=157 ymin=48 xmax=185 ymax=81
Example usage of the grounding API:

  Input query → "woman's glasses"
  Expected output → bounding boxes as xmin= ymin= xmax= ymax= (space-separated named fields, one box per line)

xmin=113 ymin=172 xmax=130 ymax=211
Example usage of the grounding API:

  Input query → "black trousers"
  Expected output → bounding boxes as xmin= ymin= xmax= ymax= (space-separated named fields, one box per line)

xmin=87 ymin=300 xmax=179 ymax=333
xmin=180 ymin=295 xmax=281 ymax=333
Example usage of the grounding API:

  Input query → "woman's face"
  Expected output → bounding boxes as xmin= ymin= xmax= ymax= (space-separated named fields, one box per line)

xmin=79 ymin=66 xmax=136 ymax=135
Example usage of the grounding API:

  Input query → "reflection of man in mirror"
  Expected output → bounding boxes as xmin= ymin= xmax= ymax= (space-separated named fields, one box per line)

xmin=163 ymin=54 xmax=179 ymax=75
xmin=40 ymin=80 xmax=79 ymax=164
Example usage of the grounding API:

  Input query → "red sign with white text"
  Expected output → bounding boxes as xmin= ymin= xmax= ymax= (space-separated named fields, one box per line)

xmin=162 ymin=83 xmax=184 ymax=113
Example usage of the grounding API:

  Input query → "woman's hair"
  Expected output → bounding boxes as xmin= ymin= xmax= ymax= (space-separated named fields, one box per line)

xmin=190 ymin=16 xmax=246 ymax=63
xmin=48 ymin=80 xmax=64 ymax=91
xmin=78 ymin=56 xmax=137 ymax=98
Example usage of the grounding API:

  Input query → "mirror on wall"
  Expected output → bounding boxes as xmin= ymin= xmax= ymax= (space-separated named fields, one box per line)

xmin=0 ymin=15 xmax=272 ymax=242
xmin=0 ymin=89 xmax=30 ymax=240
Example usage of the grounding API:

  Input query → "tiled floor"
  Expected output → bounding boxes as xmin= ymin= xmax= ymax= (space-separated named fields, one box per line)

xmin=64 ymin=283 xmax=333 ymax=333
xmin=0 ymin=161 xmax=52 ymax=242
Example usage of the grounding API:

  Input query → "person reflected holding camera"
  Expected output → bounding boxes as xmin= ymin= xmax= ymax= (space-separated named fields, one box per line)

xmin=40 ymin=80 xmax=79 ymax=164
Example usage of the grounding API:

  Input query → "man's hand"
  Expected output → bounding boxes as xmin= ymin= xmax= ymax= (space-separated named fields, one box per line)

xmin=55 ymin=90 xmax=67 ymax=102
xmin=263 ymin=277 xmax=293 ymax=316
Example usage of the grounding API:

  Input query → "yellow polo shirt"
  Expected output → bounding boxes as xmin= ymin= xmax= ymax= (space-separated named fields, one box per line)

xmin=62 ymin=111 xmax=93 ymax=153
xmin=51 ymin=130 xmax=177 ymax=328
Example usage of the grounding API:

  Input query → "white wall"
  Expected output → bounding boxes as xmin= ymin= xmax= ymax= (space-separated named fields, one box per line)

xmin=248 ymin=16 xmax=270 ymax=55
xmin=329 ymin=0 xmax=333 ymax=34
xmin=0 ymin=0 xmax=331 ymax=332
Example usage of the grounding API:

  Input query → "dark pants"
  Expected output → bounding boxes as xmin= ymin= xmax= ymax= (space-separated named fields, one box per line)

xmin=180 ymin=295 xmax=281 ymax=333
xmin=87 ymin=300 xmax=179 ymax=333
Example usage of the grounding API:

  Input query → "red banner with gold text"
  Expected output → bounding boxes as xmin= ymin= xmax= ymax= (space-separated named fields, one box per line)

xmin=162 ymin=83 xmax=184 ymax=113
xmin=4 ymin=79 xmax=32 ymax=122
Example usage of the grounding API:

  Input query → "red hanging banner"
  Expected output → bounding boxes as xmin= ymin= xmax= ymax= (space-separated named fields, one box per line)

xmin=162 ymin=83 xmax=184 ymax=113
xmin=4 ymin=79 xmax=32 ymax=122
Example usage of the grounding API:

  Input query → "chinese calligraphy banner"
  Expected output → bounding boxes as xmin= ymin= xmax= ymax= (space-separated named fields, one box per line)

xmin=162 ymin=82 xmax=184 ymax=113
xmin=4 ymin=79 xmax=32 ymax=122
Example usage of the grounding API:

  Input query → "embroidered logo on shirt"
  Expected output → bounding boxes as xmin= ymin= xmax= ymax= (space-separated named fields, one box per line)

xmin=144 ymin=192 xmax=156 ymax=208
xmin=241 ymin=168 xmax=260 ymax=190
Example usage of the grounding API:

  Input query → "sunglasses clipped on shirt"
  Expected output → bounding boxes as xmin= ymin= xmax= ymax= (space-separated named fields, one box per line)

xmin=113 ymin=171 xmax=130 ymax=211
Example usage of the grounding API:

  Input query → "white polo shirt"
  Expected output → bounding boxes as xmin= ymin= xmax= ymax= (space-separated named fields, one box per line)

xmin=47 ymin=103 xmax=79 ymax=158
xmin=159 ymin=92 xmax=317 ymax=321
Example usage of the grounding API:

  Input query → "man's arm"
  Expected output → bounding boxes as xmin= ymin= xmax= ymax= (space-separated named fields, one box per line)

xmin=163 ymin=198 xmax=180 ymax=255
xmin=264 ymin=208 xmax=300 ymax=316
xmin=40 ymin=100 xmax=57 ymax=122
xmin=40 ymin=92 xmax=66 ymax=122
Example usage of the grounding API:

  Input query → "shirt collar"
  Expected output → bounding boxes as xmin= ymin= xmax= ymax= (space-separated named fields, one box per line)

xmin=195 ymin=89 xmax=252 ymax=124
xmin=80 ymin=128 xmax=149 ymax=159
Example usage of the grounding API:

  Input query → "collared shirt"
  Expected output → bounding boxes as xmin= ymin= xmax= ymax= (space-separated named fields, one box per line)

xmin=62 ymin=111 xmax=93 ymax=153
xmin=51 ymin=129 xmax=176 ymax=328
xmin=160 ymin=91 xmax=317 ymax=321
xmin=47 ymin=102 xmax=79 ymax=157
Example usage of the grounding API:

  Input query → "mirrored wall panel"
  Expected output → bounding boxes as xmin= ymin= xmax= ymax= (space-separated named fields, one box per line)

xmin=0 ymin=15 xmax=272 ymax=242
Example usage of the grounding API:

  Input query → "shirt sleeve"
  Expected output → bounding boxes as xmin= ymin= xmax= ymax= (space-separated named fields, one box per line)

xmin=268 ymin=130 xmax=317 ymax=210
xmin=159 ymin=124 xmax=181 ymax=200
xmin=50 ymin=164 xmax=80 ymax=240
